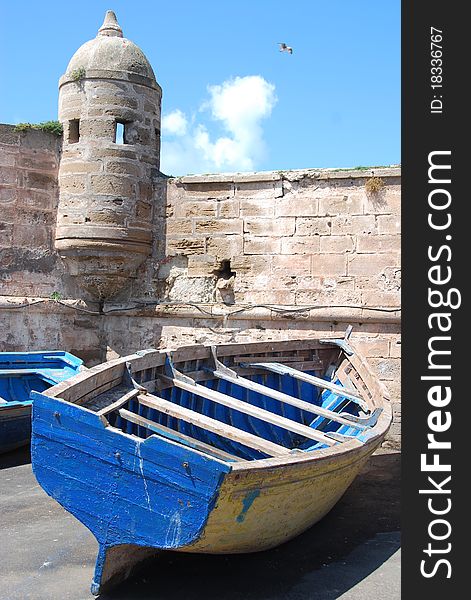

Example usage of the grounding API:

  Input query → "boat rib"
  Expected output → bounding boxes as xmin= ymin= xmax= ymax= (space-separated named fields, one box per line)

xmin=138 ymin=392 xmax=291 ymax=457
xmin=159 ymin=373 xmax=336 ymax=447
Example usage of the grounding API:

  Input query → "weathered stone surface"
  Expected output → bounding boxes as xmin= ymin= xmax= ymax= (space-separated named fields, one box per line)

xmin=244 ymin=217 xmax=295 ymax=236
xmin=1 ymin=111 xmax=401 ymax=445
xmin=357 ymin=234 xmax=400 ymax=253
xmin=331 ymin=215 xmax=377 ymax=236
xmin=275 ymin=197 xmax=318 ymax=217
xmin=194 ymin=218 xmax=243 ymax=235
xmin=347 ymin=254 xmax=399 ymax=276
xmin=244 ymin=236 xmax=281 ymax=255
xmin=296 ymin=217 xmax=332 ymax=236
xmin=58 ymin=174 xmax=86 ymax=193
xmin=319 ymin=235 xmax=355 ymax=253
xmin=174 ymin=200 xmax=216 ymax=218
xmin=318 ymin=195 xmax=363 ymax=216
xmin=89 ymin=174 xmax=134 ymax=196
xmin=166 ymin=238 xmax=205 ymax=256
xmin=281 ymin=237 xmax=320 ymax=254
xmin=311 ymin=254 xmax=347 ymax=277
xmin=377 ymin=215 xmax=401 ymax=234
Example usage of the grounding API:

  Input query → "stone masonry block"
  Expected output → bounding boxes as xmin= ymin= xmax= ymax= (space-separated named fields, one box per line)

xmin=187 ymin=255 xmax=220 ymax=277
xmin=347 ymin=254 xmax=399 ymax=276
xmin=90 ymin=174 xmax=134 ymax=197
xmin=311 ymin=254 xmax=347 ymax=277
xmin=231 ymin=255 xmax=269 ymax=275
xmin=58 ymin=174 xmax=86 ymax=194
xmin=165 ymin=219 xmax=193 ymax=236
xmin=194 ymin=219 xmax=243 ymax=235
xmin=60 ymin=162 xmax=100 ymax=174
xmin=295 ymin=217 xmax=332 ymax=236
xmin=318 ymin=194 xmax=363 ymax=216
xmin=369 ymin=357 xmax=401 ymax=381
xmin=79 ymin=118 xmax=116 ymax=139
xmin=377 ymin=215 xmax=401 ymax=234
xmin=331 ymin=215 xmax=376 ymax=236
xmin=234 ymin=180 xmax=283 ymax=199
xmin=218 ymin=199 xmax=240 ymax=218
xmin=174 ymin=200 xmax=217 ymax=218
xmin=357 ymin=234 xmax=400 ymax=253
xmin=206 ymin=235 xmax=244 ymax=259
xmin=237 ymin=288 xmax=296 ymax=305
xmin=275 ymin=197 xmax=318 ymax=217
xmin=272 ymin=255 xmax=311 ymax=276
xmin=0 ymin=167 xmax=18 ymax=185
xmin=181 ymin=182 xmax=234 ymax=199
xmin=319 ymin=235 xmax=355 ymax=253
xmin=364 ymin=190 xmax=401 ymax=216
xmin=281 ymin=237 xmax=320 ymax=254
xmin=240 ymin=199 xmax=275 ymax=218
xmin=106 ymin=161 xmax=142 ymax=177
xmin=244 ymin=218 xmax=295 ymax=236
xmin=244 ymin=236 xmax=281 ymax=255
xmin=361 ymin=290 xmax=400 ymax=307
xmin=166 ymin=238 xmax=205 ymax=256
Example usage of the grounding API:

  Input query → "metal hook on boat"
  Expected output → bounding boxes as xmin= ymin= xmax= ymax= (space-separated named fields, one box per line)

xmin=165 ymin=352 xmax=197 ymax=385
xmin=210 ymin=346 xmax=239 ymax=379
xmin=319 ymin=325 xmax=355 ymax=356
xmin=340 ymin=407 xmax=383 ymax=427
xmin=125 ymin=361 xmax=148 ymax=394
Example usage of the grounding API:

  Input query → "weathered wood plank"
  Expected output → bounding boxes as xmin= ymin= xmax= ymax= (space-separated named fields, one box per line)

xmin=162 ymin=375 xmax=336 ymax=447
xmin=170 ymin=339 xmax=333 ymax=364
xmin=232 ymin=355 xmax=311 ymax=364
xmin=138 ymin=393 xmax=290 ymax=457
xmin=118 ymin=408 xmax=244 ymax=462
xmin=208 ymin=370 xmax=365 ymax=429
xmin=97 ymin=389 xmax=140 ymax=416
xmin=243 ymin=362 xmax=367 ymax=408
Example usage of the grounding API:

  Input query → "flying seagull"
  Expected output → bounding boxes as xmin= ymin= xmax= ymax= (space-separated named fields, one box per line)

xmin=279 ymin=42 xmax=293 ymax=54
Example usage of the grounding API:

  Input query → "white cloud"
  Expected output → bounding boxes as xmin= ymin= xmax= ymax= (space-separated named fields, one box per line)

xmin=161 ymin=109 xmax=188 ymax=137
xmin=160 ymin=75 xmax=277 ymax=175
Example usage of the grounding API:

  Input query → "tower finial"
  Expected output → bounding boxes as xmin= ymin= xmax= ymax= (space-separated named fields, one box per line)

xmin=98 ymin=10 xmax=123 ymax=37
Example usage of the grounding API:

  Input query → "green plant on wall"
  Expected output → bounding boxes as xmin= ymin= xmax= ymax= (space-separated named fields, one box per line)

xmin=50 ymin=291 xmax=63 ymax=301
xmin=69 ymin=66 xmax=86 ymax=81
xmin=14 ymin=121 xmax=63 ymax=136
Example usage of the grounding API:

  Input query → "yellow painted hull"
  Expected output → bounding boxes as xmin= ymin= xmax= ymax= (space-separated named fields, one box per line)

xmin=184 ymin=439 xmax=381 ymax=554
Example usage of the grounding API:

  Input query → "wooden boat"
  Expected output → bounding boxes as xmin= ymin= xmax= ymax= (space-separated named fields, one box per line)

xmin=0 ymin=351 xmax=83 ymax=453
xmin=30 ymin=336 xmax=392 ymax=595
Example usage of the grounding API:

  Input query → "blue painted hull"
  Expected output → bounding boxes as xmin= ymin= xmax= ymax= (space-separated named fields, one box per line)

xmin=0 ymin=351 xmax=83 ymax=454
xmin=31 ymin=392 xmax=231 ymax=595
xmin=30 ymin=341 xmax=392 ymax=595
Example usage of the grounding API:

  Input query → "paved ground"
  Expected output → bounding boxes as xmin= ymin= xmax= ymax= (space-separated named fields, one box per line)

xmin=0 ymin=447 xmax=400 ymax=600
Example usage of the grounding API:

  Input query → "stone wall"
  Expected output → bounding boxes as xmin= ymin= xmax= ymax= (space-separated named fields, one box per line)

xmin=0 ymin=124 xmax=401 ymax=446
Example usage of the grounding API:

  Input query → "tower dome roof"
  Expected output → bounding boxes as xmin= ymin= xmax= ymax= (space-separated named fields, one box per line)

xmin=62 ymin=11 xmax=157 ymax=86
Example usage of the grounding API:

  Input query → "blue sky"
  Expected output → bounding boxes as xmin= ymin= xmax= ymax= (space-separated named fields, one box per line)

xmin=0 ymin=1 xmax=400 ymax=175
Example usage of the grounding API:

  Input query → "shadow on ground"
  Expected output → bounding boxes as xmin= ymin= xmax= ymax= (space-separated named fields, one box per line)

xmin=97 ymin=452 xmax=400 ymax=600
xmin=0 ymin=443 xmax=31 ymax=469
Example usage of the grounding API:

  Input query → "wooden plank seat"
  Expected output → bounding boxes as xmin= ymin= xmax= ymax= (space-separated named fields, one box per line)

xmin=241 ymin=361 xmax=369 ymax=411
xmin=205 ymin=367 xmax=369 ymax=430
xmin=118 ymin=408 xmax=244 ymax=462
xmin=138 ymin=392 xmax=291 ymax=457
xmin=159 ymin=369 xmax=336 ymax=447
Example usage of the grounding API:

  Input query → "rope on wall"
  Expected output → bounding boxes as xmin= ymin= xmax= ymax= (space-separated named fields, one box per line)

xmin=0 ymin=297 xmax=401 ymax=317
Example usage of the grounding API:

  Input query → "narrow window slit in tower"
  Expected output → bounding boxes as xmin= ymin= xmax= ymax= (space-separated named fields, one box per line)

xmin=115 ymin=121 xmax=126 ymax=144
xmin=69 ymin=119 xmax=80 ymax=144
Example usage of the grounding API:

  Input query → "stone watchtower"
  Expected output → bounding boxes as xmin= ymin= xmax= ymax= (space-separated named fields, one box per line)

xmin=55 ymin=11 xmax=162 ymax=300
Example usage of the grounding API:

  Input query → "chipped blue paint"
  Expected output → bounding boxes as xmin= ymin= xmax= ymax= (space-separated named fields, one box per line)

xmin=31 ymin=392 xmax=231 ymax=595
xmin=236 ymin=489 xmax=261 ymax=523
xmin=0 ymin=351 xmax=82 ymax=453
